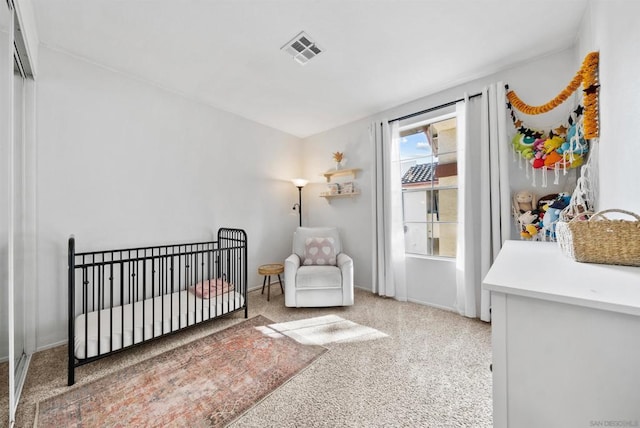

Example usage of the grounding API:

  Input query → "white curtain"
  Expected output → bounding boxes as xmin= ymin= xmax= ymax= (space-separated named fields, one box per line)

xmin=456 ymin=83 xmax=511 ymax=322
xmin=455 ymin=96 xmax=476 ymax=317
xmin=370 ymin=120 xmax=407 ymax=300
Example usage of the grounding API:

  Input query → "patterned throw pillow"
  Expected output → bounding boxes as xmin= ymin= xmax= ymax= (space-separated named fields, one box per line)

xmin=303 ymin=237 xmax=337 ymax=266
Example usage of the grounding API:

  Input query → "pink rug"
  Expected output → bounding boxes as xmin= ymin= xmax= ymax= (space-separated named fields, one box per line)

xmin=36 ymin=315 xmax=326 ymax=427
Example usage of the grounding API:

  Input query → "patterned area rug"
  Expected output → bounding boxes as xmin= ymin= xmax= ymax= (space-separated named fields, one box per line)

xmin=35 ymin=315 xmax=326 ymax=427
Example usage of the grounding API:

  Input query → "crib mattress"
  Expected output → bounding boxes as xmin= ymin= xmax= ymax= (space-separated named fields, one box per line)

xmin=74 ymin=290 xmax=244 ymax=360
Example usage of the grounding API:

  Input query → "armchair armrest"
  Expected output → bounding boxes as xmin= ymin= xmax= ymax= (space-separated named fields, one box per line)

xmin=337 ymin=252 xmax=352 ymax=269
xmin=337 ymin=253 xmax=354 ymax=305
xmin=284 ymin=254 xmax=300 ymax=307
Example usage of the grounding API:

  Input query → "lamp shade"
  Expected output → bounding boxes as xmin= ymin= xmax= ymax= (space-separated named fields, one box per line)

xmin=291 ymin=178 xmax=309 ymax=188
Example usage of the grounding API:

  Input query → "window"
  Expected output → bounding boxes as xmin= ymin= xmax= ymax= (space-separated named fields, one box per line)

xmin=400 ymin=114 xmax=458 ymax=257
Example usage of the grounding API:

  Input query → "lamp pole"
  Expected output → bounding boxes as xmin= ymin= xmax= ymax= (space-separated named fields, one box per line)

xmin=291 ymin=178 xmax=308 ymax=228
xmin=296 ymin=185 xmax=303 ymax=227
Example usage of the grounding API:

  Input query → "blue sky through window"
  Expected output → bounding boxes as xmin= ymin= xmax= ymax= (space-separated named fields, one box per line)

xmin=400 ymin=132 xmax=433 ymax=162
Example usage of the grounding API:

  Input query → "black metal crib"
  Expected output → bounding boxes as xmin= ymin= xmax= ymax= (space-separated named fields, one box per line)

xmin=68 ymin=228 xmax=247 ymax=386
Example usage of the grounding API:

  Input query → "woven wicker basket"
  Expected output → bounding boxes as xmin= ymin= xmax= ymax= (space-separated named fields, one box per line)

xmin=556 ymin=209 xmax=640 ymax=266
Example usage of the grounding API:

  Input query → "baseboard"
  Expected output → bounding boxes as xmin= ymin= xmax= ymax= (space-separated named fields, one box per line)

xmin=356 ymin=286 xmax=454 ymax=311
xmin=36 ymin=339 xmax=67 ymax=353
xmin=406 ymin=297 xmax=456 ymax=313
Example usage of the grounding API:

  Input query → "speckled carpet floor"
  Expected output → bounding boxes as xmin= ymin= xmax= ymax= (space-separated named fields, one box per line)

xmin=35 ymin=315 xmax=326 ymax=427
xmin=4 ymin=288 xmax=492 ymax=427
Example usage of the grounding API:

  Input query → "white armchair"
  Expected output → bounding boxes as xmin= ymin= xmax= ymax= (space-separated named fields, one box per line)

xmin=284 ymin=227 xmax=354 ymax=307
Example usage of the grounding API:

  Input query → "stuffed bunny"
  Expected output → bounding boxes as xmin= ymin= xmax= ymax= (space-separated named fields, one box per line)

xmin=513 ymin=191 xmax=538 ymax=213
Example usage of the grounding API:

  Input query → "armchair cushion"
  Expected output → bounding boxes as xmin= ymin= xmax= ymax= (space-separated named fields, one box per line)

xmin=296 ymin=265 xmax=342 ymax=289
xmin=303 ymin=237 xmax=337 ymax=266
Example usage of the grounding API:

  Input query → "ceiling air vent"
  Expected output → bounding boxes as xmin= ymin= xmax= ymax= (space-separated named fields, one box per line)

xmin=281 ymin=31 xmax=322 ymax=65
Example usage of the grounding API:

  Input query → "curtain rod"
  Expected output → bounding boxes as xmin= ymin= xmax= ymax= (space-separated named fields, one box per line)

xmin=388 ymin=91 xmax=483 ymax=123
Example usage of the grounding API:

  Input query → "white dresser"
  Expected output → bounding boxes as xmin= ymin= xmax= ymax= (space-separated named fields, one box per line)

xmin=483 ymin=240 xmax=640 ymax=428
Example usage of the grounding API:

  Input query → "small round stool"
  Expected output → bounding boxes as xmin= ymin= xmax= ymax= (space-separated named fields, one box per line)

xmin=258 ymin=263 xmax=284 ymax=301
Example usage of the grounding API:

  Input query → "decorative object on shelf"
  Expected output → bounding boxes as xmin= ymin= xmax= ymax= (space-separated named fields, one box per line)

xmin=341 ymin=181 xmax=354 ymax=194
xmin=332 ymin=151 xmax=344 ymax=170
xmin=326 ymin=183 xmax=340 ymax=195
xmin=557 ymin=209 xmax=640 ymax=267
xmin=291 ymin=178 xmax=308 ymax=227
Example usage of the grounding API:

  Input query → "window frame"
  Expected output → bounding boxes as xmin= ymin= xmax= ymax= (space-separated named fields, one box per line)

xmin=399 ymin=111 xmax=458 ymax=259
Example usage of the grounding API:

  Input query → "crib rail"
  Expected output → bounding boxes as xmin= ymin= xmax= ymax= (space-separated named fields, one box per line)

xmin=68 ymin=228 xmax=247 ymax=386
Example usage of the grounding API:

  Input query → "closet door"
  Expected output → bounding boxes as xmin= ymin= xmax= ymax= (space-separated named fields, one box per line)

xmin=13 ymin=57 xmax=28 ymax=403
xmin=1 ymin=1 xmax=15 ymax=425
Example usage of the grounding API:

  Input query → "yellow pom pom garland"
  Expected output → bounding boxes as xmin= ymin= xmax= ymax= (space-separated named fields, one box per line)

xmin=506 ymin=52 xmax=599 ymax=139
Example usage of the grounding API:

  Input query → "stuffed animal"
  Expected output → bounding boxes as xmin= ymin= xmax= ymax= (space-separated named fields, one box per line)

xmin=543 ymin=135 xmax=565 ymax=154
xmin=549 ymin=193 xmax=571 ymax=210
xmin=517 ymin=210 xmax=540 ymax=240
xmin=537 ymin=193 xmax=559 ymax=210
xmin=513 ymin=191 xmax=538 ymax=213
xmin=533 ymin=152 xmax=545 ymax=169
xmin=544 ymin=151 xmax=563 ymax=168
xmin=564 ymin=124 xmax=588 ymax=155
xmin=556 ymin=124 xmax=588 ymax=169
xmin=539 ymin=193 xmax=571 ymax=239
xmin=512 ymin=133 xmax=536 ymax=159
xmin=540 ymin=207 xmax=561 ymax=238
xmin=524 ymin=223 xmax=538 ymax=238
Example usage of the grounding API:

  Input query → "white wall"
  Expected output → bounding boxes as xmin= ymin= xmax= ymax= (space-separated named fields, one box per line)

xmin=302 ymin=47 xmax=581 ymax=310
xmin=577 ymin=0 xmax=640 ymax=214
xmin=300 ymin=117 xmax=374 ymax=290
xmin=34 ymin=47 xmax=303 ymax=349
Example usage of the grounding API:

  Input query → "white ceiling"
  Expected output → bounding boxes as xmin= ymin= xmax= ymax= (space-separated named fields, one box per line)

xmin=32 ymin=0 xmax=589 ymax=138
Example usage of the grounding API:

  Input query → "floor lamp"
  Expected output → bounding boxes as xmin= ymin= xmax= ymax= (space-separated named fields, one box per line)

xmin=291 ymin=178 xmax=308 ymax=227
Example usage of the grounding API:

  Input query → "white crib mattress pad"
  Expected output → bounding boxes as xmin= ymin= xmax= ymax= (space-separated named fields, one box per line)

xmin=74 ymin=290 xmax=244 ymax=359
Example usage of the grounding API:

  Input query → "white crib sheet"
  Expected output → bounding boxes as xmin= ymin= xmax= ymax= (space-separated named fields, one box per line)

xmin=74 ymin=290 xmax=244 ymax=359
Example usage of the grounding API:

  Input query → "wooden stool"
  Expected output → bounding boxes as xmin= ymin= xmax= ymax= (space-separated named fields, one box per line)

xmin=258 ymin=263 xmax=284 ymax=301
